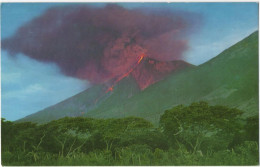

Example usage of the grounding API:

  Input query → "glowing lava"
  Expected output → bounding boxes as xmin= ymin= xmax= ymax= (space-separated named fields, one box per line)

xmin=105 ymin=54 xmax=145 ymax=93
xmin=106 ymin=87 xmax=114 ymax=93
xmin=137 ymin=54 xmax=144 ymax=64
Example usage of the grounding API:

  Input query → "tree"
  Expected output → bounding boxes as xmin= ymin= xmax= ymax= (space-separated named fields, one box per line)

xmin=93 ymin=117 xmax=153 ymax=152
xmin=159 ymin=102 xmax=243 ymax=153
xmin=38 ymin=117 xmax=94 ymax=156
xmin=245 ymin=115 xmax=259 ymax=142
xmin=1 ymin=118 xmax=16 ymax=152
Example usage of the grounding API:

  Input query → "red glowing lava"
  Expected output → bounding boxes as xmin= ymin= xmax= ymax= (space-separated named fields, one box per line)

xmin=106 ymin=87 xmax=114 ymax=93
xmin=137 ymin=54 xmax=144 ymax=64
xmin=105 ymin=54 xmax=146 ymax=93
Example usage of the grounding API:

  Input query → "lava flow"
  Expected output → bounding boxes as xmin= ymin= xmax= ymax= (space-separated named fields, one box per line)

xmin=105 ymin=54 xmax=145 ymax=93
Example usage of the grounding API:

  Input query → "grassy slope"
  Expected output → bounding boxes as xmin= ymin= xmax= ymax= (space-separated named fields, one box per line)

xmin=85 ymin=31 xmax=258 ymax=124
xmin=17 ymin=31 xmax=258 ymax=124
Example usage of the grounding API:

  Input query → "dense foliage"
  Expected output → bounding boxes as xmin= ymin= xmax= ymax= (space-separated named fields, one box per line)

xmin=2 ymin=102 xmax=259 ymax=165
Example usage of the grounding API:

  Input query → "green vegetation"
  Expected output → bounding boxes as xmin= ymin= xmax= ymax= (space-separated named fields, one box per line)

xmin=17 ymin=31 xmax=258 ymax=124
xmin=2 ymin=102 xmax=259 ymax=166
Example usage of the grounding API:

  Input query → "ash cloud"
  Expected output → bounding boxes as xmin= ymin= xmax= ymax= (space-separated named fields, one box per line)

xmin=2 ymin=4 xmax=199 ymax=85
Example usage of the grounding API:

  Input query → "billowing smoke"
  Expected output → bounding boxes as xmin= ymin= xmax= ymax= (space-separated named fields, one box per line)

xmin=2 ymin=4 xmax=198 ymax=89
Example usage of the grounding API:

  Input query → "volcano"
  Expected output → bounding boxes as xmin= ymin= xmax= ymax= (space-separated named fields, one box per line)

xmin=16 ymin=31 xmax=258 ymax=124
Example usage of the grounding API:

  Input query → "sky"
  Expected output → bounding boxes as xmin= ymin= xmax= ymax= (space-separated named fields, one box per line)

xmin=1 ymin=2 xmax=259 ymax=121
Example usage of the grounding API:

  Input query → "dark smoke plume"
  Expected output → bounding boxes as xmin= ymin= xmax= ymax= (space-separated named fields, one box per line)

xmin=2 ymin=4 xmax=199 ymax=89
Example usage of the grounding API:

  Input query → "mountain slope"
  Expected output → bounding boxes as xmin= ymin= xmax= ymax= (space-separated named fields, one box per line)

xmin=17 ymin=60 xmax=193 ymax=123
xmin=17 ymin=31 xmax=258 ymax=124
xmin=85 ymin=31 xmax=258 ymax=123
xmin=17 ymin=75 xmax=141 ymax=123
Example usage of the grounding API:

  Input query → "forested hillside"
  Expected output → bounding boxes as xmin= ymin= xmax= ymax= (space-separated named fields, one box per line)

xmin=2 ymin=102 xmax=259 ymax=165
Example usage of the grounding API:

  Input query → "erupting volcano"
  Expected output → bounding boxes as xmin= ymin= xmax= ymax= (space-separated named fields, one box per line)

xmin=2 ymin=4 xmax=200 ymax=90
